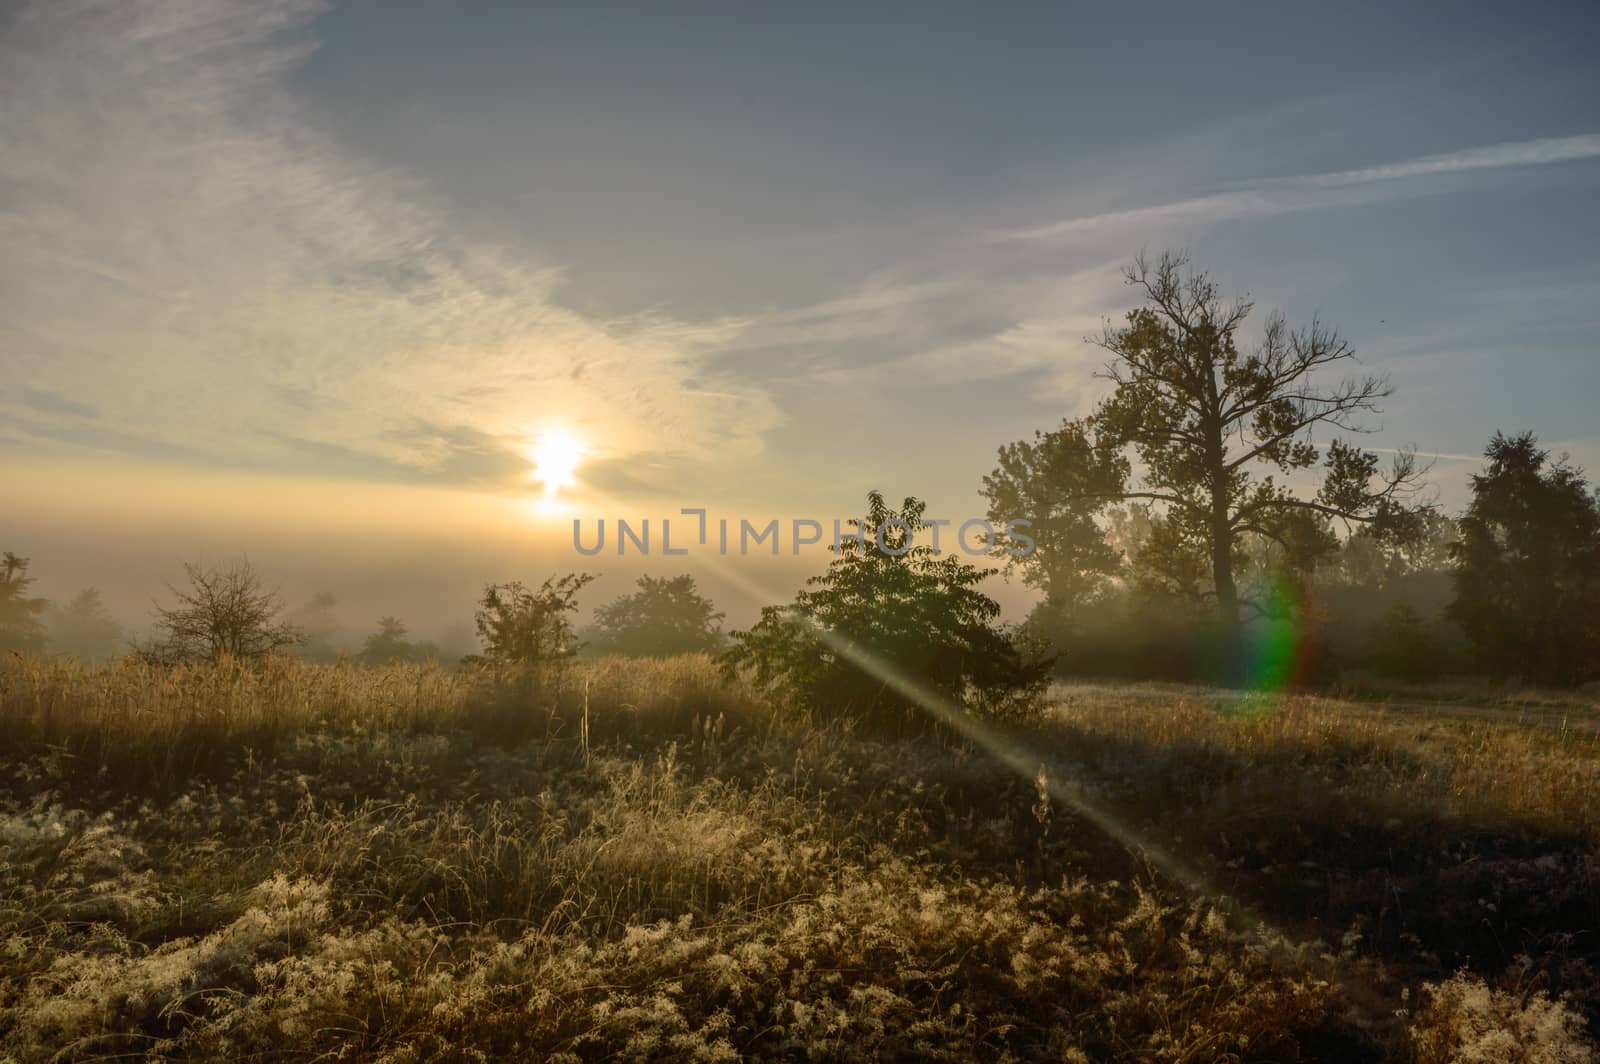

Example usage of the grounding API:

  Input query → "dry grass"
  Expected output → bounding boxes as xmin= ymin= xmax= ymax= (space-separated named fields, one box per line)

xmin=1 ymin=655 xmax=1596 ymax=1060
xmin=0 ymin=653 xmax=768 ymax=791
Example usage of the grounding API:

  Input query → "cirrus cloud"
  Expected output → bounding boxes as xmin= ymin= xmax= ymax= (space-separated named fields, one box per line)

xmin=0 ymin=0 xmax=778 ymax=490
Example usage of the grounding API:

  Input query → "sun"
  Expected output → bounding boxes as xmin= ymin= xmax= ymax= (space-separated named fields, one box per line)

xmin=530 ymin=428 xmax=584 ymax=497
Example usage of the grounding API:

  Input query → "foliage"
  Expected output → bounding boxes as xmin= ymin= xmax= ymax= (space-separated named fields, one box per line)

xmin=1449 ymin=432 xmax=1600 ymax=687
xmin=1328 ymin=510 xmax=1461 ymax=591
xmin=146 ymin=559 xmax=302 ymax=662
xmin=359 ymin=616 xmax=439 ymax=664
xmin=721 ymin=491 xmax=1050 ymax=732
xmin=470 ymin=573 xmax=594 ymax=670
xmin=44 ymin=588 xmax=124 ymax=661
xmin=589 ymin=574 xmax=725 ymax=657
xmin=1363 ymin=604 xmax=1449 ymax=683
xmin=988 ymin=253 xmax=1428 ymax=677
xmin=982 ymin=418 xmax=1126 ymax=625
xmin=0 ymin=552 xmax=49 ymax=654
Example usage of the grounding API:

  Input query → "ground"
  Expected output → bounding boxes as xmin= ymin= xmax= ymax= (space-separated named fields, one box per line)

xmin=1 ymin=655 xmax=1596 ymax=1061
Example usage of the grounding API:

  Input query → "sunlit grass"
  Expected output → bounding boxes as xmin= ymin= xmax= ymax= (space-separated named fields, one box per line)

xmin=1 ymin=655 xmax=1595 ymax=1060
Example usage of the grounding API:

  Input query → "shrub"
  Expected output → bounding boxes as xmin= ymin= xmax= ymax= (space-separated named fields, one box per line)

xmin=1405 ymin=971 xmax=1595 ymax=1063
xmin=589 ymin=575 xmax=725 ymax=657
xmin=145 ymin=559 xmax=302 ymax=663
xmin=720 ymin=491 xmax=1050 ymax=733
xmin=468 ymin=573 xmax=593 ymax=672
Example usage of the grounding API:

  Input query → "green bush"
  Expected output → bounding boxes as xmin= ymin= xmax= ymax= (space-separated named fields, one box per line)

xmin=720 ymin=491 xmax=1050 ymax=734
xmin=468 ymin=573 xmax=593 ymax=672
xmin=588 ymin=575 xmax=725 ymax=657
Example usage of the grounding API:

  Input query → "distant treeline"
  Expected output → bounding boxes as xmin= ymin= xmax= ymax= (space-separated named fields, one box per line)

xmin=5 ymin=254 xmax=1597 ymax=691
xmin=996 ymin=430 xmax=1600 ymax=690
xmin=977 ymin=254 xmax=1599 ymax=690
xmin=0 ymin=557 xmax=726 ymax=668
xmin=2 ymin=425 xmax=1596 ymax=694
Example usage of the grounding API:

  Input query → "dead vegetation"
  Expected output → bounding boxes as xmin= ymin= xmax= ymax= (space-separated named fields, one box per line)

xmin=1 ymin=654 xmax=1595 ymax=1060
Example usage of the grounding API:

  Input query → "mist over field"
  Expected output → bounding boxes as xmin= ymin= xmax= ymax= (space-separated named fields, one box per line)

xmin=4 ymin=1 xmax=1600 ymax=1060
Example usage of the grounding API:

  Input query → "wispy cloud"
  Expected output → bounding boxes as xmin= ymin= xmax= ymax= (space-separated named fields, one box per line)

xmin=819 ymin=129 xmax=1600 ymax=402
xmin=0 ymin=0 xmax=778 ymax=489
xmin=1002 ymin=191 xmax=1283 ymax=242
xmin=1370 ymin=446 xmax=1481 ymax=463
xmin=1298 ymin=134 xmax=1600 ymax=187
xmin=1006 ymin=133 xmax=1600 ymax=241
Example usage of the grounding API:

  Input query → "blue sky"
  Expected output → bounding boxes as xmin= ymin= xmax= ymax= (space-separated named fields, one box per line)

xmin=2 ymin=0 xmax=1598 ymax=626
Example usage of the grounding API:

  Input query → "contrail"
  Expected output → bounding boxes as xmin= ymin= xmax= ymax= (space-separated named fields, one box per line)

xmin=1369 ymin=446 xmax=1479 ymax=462
xmin=1008 ymin=132 xmax=1600 ymax=241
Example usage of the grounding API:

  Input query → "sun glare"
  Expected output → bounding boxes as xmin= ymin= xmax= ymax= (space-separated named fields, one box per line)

xmin=530 ymin=428 xmax=584 ymax=497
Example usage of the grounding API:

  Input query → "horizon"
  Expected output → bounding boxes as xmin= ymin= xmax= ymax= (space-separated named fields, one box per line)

xmin=4 ymin=0 xmax=1599 ymax=639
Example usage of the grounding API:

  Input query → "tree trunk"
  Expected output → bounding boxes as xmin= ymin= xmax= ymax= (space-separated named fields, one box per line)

xmin=1210 ymin=494 xmax=1243 ymax=686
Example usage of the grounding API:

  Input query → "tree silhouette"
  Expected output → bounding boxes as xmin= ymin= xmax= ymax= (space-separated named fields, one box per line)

xmin=988 ymin=252 xmax=1427 ymax=679
xmin=286 ymin=591 xmax=345 ymax=662
xmin=359 ymin=616 xmax=439 ymax=664
xmin=46 ymin=588 xmax=124 ymax=661
xmin=148 ymin=559 xmax=302 ymax=662
xmin=470 ymin=573 xmax=594 ymax=670
xmin=1449 ymin=432 xmax=1600 ymax=686
xmin=0 ymin=552 xmax=49 ymax=654
xmin=590 ymin=575 xmax=725 ymax=657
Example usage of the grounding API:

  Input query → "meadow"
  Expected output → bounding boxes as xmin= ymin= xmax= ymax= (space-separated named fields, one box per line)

xmin=1 ymin=654 xmax=1596 ymax=1061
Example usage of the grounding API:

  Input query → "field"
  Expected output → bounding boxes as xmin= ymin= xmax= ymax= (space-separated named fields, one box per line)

xmin=1 ymin=655 xmax=1597 ymax=1061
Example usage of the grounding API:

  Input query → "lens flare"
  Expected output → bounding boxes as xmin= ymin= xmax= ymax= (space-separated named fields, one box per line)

xmin=1240 ymin=572 xmax=1312 ymax=693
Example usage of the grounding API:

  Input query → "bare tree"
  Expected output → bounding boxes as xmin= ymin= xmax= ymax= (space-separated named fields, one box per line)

xmin=150 ymin=559 xmax=302 ymax=662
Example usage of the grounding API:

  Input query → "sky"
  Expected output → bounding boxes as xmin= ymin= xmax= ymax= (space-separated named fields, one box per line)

xmin=3 ymin=0 xmax=1599 ymax=638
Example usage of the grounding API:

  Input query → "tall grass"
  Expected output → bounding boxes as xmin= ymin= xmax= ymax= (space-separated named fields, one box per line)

xmin=1 ymin=655 xmax=1596 ymax=1060
xmin=0 ymin=653 xmax=769 ymax=791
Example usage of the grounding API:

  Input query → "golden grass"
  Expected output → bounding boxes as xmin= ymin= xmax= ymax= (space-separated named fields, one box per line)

xmin=1 ymin=655 xmax=1596 ymax=1060
xmin=1050 ymin=684 xmax=1600 ymax=840
xmin=0 ymin=653 xmax=770 ymax=789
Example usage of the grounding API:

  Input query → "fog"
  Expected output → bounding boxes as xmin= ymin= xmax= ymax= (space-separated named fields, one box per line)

xmin=5 ymin=457 xmax=1042 ymax=652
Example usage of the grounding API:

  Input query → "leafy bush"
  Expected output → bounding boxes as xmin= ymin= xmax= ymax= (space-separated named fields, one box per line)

xmin=468 ymin=573 xmax=593 ymax=672
xmin=720 ymin=491 xmax=1049 ymax=733
xmin=589 ymin=574 xmax=725 ymax=657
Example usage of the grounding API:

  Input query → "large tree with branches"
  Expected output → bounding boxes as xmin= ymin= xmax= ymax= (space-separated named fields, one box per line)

xmin=986 ymin=252 xmax=1427 ymax=673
